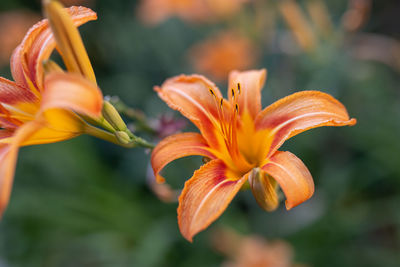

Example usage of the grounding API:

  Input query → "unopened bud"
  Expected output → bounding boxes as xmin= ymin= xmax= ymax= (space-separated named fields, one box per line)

xmin=102 ymin=101 xmax=128 ymax=132
xmin=115 ymin=131 xmax=131 ymax=144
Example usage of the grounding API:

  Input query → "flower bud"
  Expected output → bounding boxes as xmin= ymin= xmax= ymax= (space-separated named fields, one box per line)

xmin=115 ymin=131 xmax=130 ymax=144
xmin=102 ymin=101 xmax=128 ymax=132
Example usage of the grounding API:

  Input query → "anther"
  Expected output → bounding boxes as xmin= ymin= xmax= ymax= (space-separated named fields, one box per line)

xmin=235 ymin=104 xmax=239 ymax=113
xmin=237 ymin=83 xmax=241 ymax=94
xmin=231 ymin=88 xmax=235 ymax=99
xmin=220 ymin=98 xmax=224 ymax=108
xmin=209 ymin=88 xmax=216 ymax=97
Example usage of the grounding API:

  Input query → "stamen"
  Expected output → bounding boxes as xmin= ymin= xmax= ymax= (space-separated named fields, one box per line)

xmin=209 ymin=88 xmax=216 ymax=97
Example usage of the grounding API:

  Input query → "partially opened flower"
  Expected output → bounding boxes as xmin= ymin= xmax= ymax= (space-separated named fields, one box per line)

xmin=151 ymin=69 xmax=356 ymax=241
xmin=0 ymin=2 xmax=104 ymax=216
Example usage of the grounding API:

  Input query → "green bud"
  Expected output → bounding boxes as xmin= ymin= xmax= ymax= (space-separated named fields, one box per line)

xmin=115 ymin=131 xmax=131 ymax=144
xmin=102 ymin=101 xmax=128 ymax=132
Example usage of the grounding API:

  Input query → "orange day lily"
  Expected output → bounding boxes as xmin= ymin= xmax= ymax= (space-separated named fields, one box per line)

xmin=0 ymin=2 xmax=104 ymax=216
xmin=151 ymin=69 xmax=356 ymax=241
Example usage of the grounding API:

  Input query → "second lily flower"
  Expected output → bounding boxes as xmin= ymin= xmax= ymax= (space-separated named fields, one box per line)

xmin=151 ymin=69 xmax=356 ymax=241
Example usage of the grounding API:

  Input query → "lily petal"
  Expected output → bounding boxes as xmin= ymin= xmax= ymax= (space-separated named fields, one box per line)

xmin=228 ymin=69 xmax=267 ymax=119
xmin=151 ymin=132 xmax=215 ymax=183
xmin=20 ymin=109 xmax=83 ymax=146
xmin=44 ymin=0 xmax=96 ymax=83
xmin=255 ymin=91 xmax=357 ymax=157
xmin=178 ymin=159 xmax=247 ymax=242
xmin=0 ymin=121 xmax=41 ymax=217
xmin=11 ymin=6 xmax=97 ymax=91
xmin=155 ymin=74 xmax=226 ymax=149
xmin=262 ymin=151 xmax=314 ymax=210
xmin=0 ymin=77 xmax=37 ymax=105
xmin=42 ymin=72 xmax=103 ymax=118
xmin=0 ymin=78 xmax=38 ymax=127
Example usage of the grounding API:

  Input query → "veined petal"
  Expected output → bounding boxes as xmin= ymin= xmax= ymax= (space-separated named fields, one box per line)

xmin=228 ymin=69 xmax=267 ymax=119
xmin=178 ymin=159 xmax=247 ymax=242
xmin=262 ymin=151 xmax=314 ymax=210
xmin=155 ymin=74 xmax=226 ymax=149
xmin=42 ymin=72 xmax=103 ymax=118
xmin=151 ymin=132 xmax=215 ymax=183
xmin=0 ymin=77 xmax=38 ymax=105
xmin=255 ymin=91 xmax=356 ymax=157
xmin=0 ymin=78 xmax=38 ymax=128
xmin=0 ymin=121 xmax=41 ymax=217
xmin=11 ymin=6 xmax=97 ymax=91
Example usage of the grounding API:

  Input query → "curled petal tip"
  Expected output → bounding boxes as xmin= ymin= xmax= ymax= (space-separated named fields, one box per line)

xmin=153 ymin=85 xmax=161 ymax=93
xmin=285 ymin=201 xmax=293 ymax=210
xmin=348 ymin=118 xmax=357 ymax=126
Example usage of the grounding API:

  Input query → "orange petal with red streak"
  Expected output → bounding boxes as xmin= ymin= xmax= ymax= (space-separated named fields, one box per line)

xmin=255 ymin=91 xmax=356 ymax=157
xmin=42 ymin=72 xmax=103 ymax=118
xmin=151 ymin=132 xmax=215 ymax=183
xmin=10 ymin=6 xmax=97 ymax=90
xmin=0 ymin=77 xmax=37 ymax=105
xmin=228 ymin=69 xmax=267 ymax=119
xmin=262 ymin=151 xmax=314 ymax=210
xmin=178 ymin=159 xmax=247 ymax=242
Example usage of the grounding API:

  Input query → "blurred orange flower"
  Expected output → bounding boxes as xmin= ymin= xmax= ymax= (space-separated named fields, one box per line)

xmin=278 ymin=0 xmax=317 ymax=52
xmin=212 ymin=228 xmax=304 ymax=267
xmin=188 ymin=31 xmax=258 ymax=82
xmin=0 ymin=11 xmax=40 ymax=66
xmin=60 ymin=0 xmax=95 ymax=6
xmin=0 ymin=3 xmax=103 ymax=216
xmin=151 ymin=69 xmax=356 ymax=241
xmin=137 ymin=0 xmax=249 ymax=25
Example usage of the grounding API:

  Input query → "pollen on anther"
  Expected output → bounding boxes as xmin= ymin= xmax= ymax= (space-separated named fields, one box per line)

xmin=209 ymin=88 xmax=216 ymax=97
xmin=237 ymin=83 xmax=241 ymax=94
xmin=231 ymin=88 xmax=235 ymax=98
xmin=235 ymin=103 xmax=239 ymax=113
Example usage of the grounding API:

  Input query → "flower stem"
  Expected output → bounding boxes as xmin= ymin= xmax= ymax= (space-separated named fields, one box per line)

xmin=83 ymin=124 xmax=154 ymax=149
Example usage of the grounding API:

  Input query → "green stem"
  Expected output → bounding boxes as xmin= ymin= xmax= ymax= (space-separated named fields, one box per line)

xmin=84 ymin=124 xmax=154 ymax=149
xmin=109 ymin=97 xmax=156 ymax=134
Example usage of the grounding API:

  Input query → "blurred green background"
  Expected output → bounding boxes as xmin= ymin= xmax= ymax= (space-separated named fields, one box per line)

xmin=0 ymin=0 xmax=399 ymax=266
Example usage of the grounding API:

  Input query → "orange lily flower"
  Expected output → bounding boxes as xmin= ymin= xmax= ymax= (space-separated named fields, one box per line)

xmin=0 ymin=5 xmax=103 ymax=216
xmin=151 ymin=69 xmax=356 ymax=241
xmin=212 ymin=228 xmax=302 ymax=267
